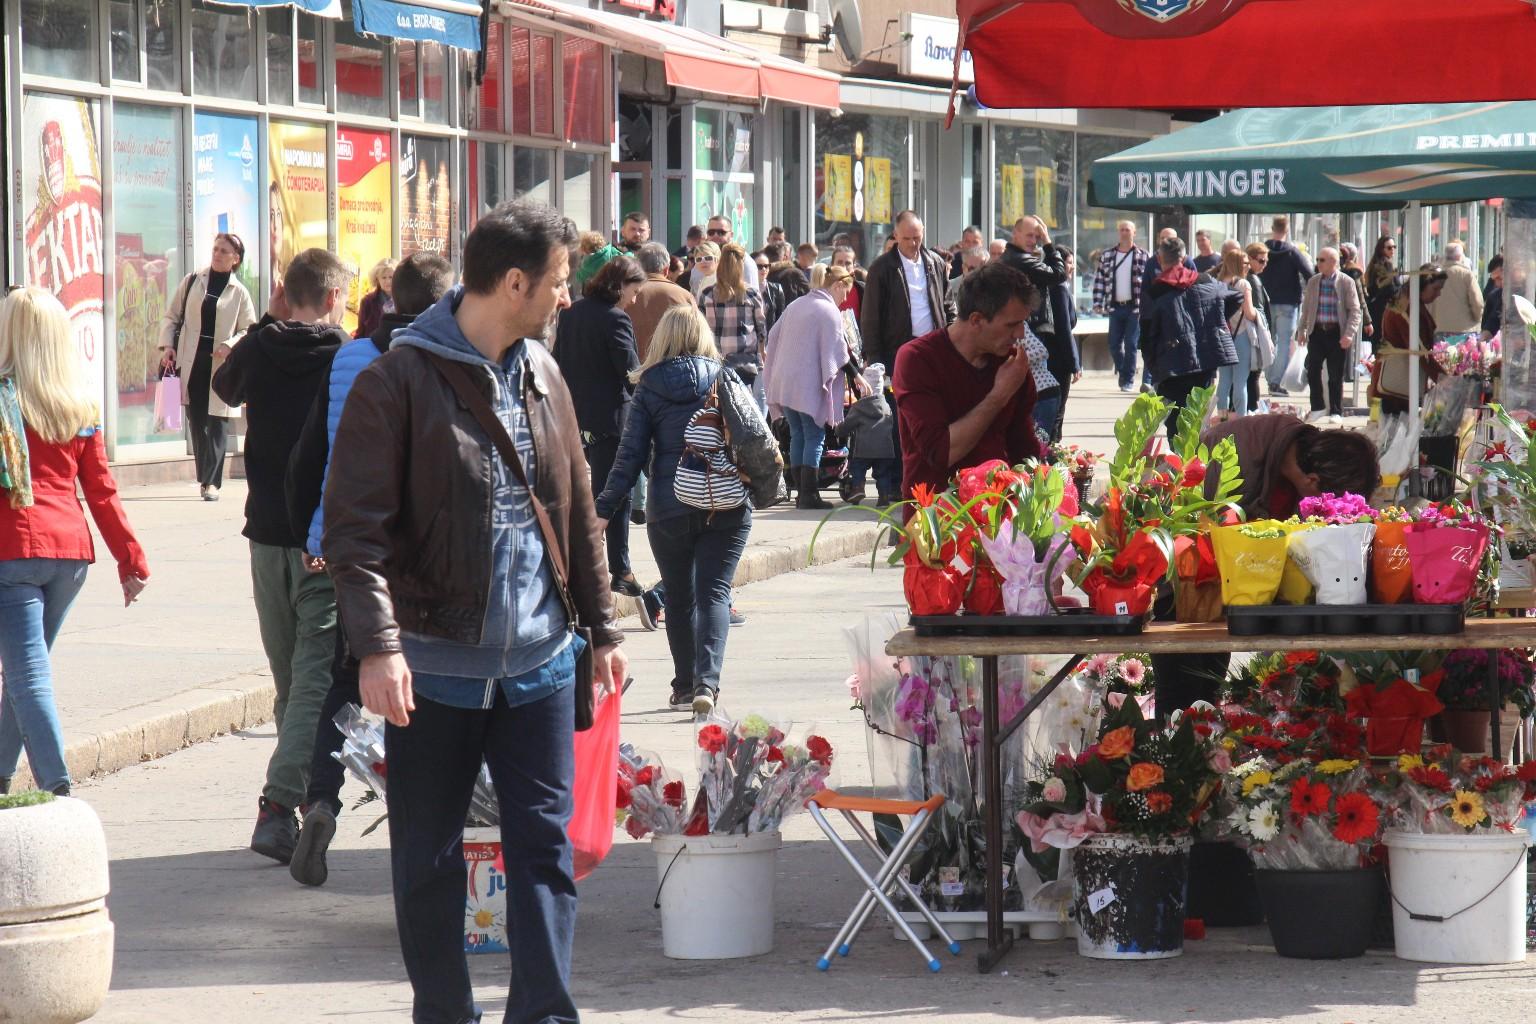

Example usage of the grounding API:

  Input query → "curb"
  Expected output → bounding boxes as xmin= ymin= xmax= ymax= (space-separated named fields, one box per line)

xmin=26 ymin=523 xmax=883 ymax=790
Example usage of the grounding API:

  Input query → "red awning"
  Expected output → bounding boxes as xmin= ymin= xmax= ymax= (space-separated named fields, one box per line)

xmin=502 ymin=0 xmax=841 ymax=110
xmin=954 ymin=0 xmax=1536 ymax=117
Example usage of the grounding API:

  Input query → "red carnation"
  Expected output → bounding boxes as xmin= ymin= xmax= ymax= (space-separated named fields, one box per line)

xmin=807 ymin=735 xmax=834 ymax=766
xmin=1331 ymin=792 xmax=1380 ymax=845
xmin=373 ymin=760 xmax=388 ymax=780
xmin=698 ymin=724 xmax=728 ymax=754
xmin=1181 ymin=458 xmax=1206 ymax=488
xmin=1145 ymin=790 xmax=1173 ymax=814
xmin=635 ymin=766 xmax=656 ymax=786
xmin=1289 ymin=777 xmax=1330 ymax=818
xmin=616 ymin=777 xmax=633 ymax=809
xmin=663 ymin=780 xmax=685 ymax=808
xmin=766 ymin=746 xmax=785 ymax=764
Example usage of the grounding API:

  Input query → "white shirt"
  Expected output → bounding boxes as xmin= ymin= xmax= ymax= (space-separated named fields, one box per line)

xmin=901 ymin=251 xmax=935 ymax=337
xmin=1113 ymin=247 xmax=1134 ymax=303
xmin=742 ymin=257 xmax=759 ymax=290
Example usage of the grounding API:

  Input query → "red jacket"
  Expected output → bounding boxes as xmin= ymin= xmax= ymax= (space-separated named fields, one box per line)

xmin=0 ymin=427 xmax=149 ymax=582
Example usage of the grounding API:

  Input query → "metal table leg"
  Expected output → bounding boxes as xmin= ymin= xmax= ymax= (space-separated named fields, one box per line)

xmin=1490 ymin=651 xmax=1503 ymax=761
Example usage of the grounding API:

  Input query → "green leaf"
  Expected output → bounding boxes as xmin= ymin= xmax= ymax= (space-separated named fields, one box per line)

xmin=1170 ymin=384 xmax=1215 ymax=462
xmin=1109 ymin=394 xmax=1168 ymax=488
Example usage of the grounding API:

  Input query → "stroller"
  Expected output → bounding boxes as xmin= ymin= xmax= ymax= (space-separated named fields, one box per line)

xmin=772 ymin=418 xmax=849 ymax=493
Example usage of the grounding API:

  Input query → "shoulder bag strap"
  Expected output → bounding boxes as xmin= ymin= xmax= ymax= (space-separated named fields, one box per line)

xmin=424 ymin=351 xmax=574 ymax=609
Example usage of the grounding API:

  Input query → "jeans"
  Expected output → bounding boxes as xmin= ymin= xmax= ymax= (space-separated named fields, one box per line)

xmin=1051 ymin=377 xmax=1071 ymax=442
xmin=304 ymin=625 xmax=361 ymax=816
xmin=648 ymin=506 xmax=751 ymax=693
xmin=250 ymin=542 xmax=338 ymax=809
xmin=583 ymin=433 xmax=631 ymax=576
xmin=0 ymin=558 xmax=89 ymax=792
xmin=187 ymin=351 xmax=229 ymax=488
xmin=630 ymin=472 xmax=646 ymax=514
xmin=386 ymin=683 xmax=578 ymax=1024
xmin=1268 ymin=304 xmax=1300 ymax=388
xmin=1033 ymin=388 xmax=1062 ymax=446
xmin=1156 ymin=369 xmax=1218 ymax=435
xmin=1108 ymin=304 xmax=1142 ymax=388
xmin=847 ymin=458 xmax=901 ymax=499
xmin=1306 ymin=325 xmax=1346 ymax=414
xmin=784 ymin=409 xmax=825 ymax=469
xmin=1215 ymin=326 xmax=1252 ymax=416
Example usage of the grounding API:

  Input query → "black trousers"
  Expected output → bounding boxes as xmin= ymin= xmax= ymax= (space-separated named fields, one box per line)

xmin=186 ymin=351 xmax=228 ymax=487
xmin=583 ymin=433 xmax=631 ymax=577
xmin=304 ymin=626 xmax=361 ymax=815
xmin=1305 ymin=324 xmax=1346 ymax=415
xmin=1155 ymin=369 xmax=1218 ymax=435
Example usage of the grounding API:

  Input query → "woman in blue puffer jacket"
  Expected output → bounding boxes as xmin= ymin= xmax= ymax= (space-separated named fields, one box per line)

xmin=594 ymin=306 xmax=751 ymax=717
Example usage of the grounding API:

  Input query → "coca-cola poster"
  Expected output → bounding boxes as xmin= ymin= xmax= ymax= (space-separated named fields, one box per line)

xmin=22 ymin=93 xmax=105 ymax=401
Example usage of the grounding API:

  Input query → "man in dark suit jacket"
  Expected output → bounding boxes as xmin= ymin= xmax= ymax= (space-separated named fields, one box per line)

xmin=860 ymin=210 xmax=957 ymax=502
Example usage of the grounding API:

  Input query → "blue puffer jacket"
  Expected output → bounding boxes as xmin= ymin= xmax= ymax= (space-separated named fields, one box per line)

xmin=305 ymin=333 xmax=390 ymax=556
xmin=594 ymin=355 xmax=723 ymax=524
xmin=1139 ymin=268 xmax=1237 ymax=384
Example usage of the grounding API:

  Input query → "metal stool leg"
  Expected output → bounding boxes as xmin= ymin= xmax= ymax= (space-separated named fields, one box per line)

xmin=845 ymin=810 xmax=961 ymax=956
xmin=833 ymin=808 xmax=936 ymax=959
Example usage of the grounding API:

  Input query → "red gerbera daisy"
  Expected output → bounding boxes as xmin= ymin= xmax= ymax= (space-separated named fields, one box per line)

xmin=1410 ymin=765 xmax=1453 ymax=793
xmin=1331 ymin=792 xmax=1380 ymax=845
xmin=1289 ymin=777 xmax=1330 ymax=818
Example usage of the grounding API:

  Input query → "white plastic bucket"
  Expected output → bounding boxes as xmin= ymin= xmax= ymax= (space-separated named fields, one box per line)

xmin=1384 ymin=829 xmax=1532 ymax=965
xmin=652 ymin=832 xmax=781 ymax=959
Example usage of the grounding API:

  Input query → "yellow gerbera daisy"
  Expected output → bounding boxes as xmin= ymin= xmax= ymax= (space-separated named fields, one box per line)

xmin=1241 ymin=770 xmax=1273 ymax=797
xmin=1450 ymin=790 xmax=1487 ymax=830
xmin=1398 ymin=754 xmax=1425 ymax=772
xmin=1317 ymin=759 xmax=1360 ymax=775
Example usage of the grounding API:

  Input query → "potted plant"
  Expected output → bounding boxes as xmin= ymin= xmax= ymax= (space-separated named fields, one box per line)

xmin=0 ymin=791 xmax=114 ymax=1023
xmin=975 ymin=461 xmax=1078 ymax=616
xmin=1433 ymin=648 xmax=1535 ymax=754
xmin=1401 ymin=500 xmax=1494 ymax=606
xmin=1340 ymin=651 xmax=1447 ymax=757
xmin=1049 ymin=442 xmax=1101 ymax=505
xmin=1378 ymin=748 xmax=1536 ymax=965
xmin=1017 ymin=697 xmax=1222 ymax=960
xmin=1287 ymin=492 xmax=1377 ymax=610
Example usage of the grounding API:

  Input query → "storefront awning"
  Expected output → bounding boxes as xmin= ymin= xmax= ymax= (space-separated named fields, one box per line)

xmin=499 ymin=0 xmax=841 ymax=110
xmin=206 ymin=0 xmax=343 ymax=18
xmin=354 ymin=0 xmax=484 ymax=50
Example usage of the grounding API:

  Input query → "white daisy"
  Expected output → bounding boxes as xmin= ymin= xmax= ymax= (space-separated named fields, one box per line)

xmin=1247 ymin=802 xmax=1280 ymax=842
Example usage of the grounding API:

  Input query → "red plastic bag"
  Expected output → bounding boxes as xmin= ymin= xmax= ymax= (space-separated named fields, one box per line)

xmin=569 ymin=683 xmax=620 ymax=881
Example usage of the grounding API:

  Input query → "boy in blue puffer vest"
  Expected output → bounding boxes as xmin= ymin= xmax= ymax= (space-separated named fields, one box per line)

xmin=282 ymin=251 xmax=454 ymax=886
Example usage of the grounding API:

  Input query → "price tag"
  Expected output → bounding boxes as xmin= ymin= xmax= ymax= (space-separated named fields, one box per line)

xmin=1087 ymin=886 xmax=1117 ymax=915
xmin=940 ymin=881 xmax=966 ymax=897
xmin=1114 ymin=601 xmax=1129 ymax=615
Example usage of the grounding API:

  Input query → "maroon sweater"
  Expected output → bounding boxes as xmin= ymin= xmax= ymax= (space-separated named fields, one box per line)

xmin=892 ymin=327 xmax=1042 ymax=499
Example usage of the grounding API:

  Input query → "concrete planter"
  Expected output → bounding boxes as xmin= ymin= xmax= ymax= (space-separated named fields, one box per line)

xmin=0 ymin=796 xmax=114 ymax=1023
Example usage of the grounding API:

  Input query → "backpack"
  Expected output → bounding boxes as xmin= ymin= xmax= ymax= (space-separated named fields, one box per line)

xmin=674 ymin=381 xmax=748 ymax=512
xmin=715 ymin=367 xmax=786 ymax=509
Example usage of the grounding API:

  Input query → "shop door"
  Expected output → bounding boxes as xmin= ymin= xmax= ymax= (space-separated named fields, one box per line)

xmin=616 ymin=162 xmax=652 ymax=225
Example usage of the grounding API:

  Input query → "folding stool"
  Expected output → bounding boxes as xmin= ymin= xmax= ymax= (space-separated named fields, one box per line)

xmin=808 ymin=790 xmax=961 ymax=972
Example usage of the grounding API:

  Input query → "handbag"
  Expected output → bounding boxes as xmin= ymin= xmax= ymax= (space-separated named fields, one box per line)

xmin=716 ymin=366 xmax=786 ymax=509
xmin=425 ymin=353 xmax=599 ymax=730
xmin=153 ymin=370 xmax=183 ymax=432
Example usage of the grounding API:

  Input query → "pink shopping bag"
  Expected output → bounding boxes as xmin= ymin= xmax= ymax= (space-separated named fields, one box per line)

xmin=569 ymin=682 xmax=620 ymax=881
xmin=153 ymin=374 xmax=183 ymax=433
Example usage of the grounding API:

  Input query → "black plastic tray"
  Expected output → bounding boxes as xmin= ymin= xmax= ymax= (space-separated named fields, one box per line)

xmin=1225 ymin=604 xmax=1465 ymax=637
xmin=911 ymin=613 xmax=1145 ymax=637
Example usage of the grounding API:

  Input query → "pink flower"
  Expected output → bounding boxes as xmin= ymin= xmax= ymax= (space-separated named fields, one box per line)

xmin=1016 ymin=807 xmax=1107 ymax=853
xmin=1041 ymin=777 xmax=1068 ymax=803
xmin=1207 ymin=747 xmax=1233 ymax=773
xmin=1106 ymin=691 xmax=1128 ymax=710
xmin=1118 ymin=658 xmax=1147 ymax=686
xmin=845 ymin=673 xmax=863 ymax=702
xmin=1084 ymin=653 xmax=1115 ymax=679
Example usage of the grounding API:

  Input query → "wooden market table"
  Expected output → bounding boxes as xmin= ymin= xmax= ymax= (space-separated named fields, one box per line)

xmin=885 ymin=618 xmax=1536 ymax=973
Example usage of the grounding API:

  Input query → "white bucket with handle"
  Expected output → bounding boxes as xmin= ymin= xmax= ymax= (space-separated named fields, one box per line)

xmin=652 ymin=832 xmax=780 ymax=959
xmin=1385 ymin=829 xmax=1532 ymax=965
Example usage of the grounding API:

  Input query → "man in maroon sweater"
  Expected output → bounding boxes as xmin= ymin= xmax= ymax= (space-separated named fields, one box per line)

xmin=893 ymin=262 xmax=1043 ymax=498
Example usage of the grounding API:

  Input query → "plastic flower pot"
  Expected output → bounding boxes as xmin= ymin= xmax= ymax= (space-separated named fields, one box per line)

xmin=1385 ymin=829 xmax=1532 ymax=965
xmin=1071 ymin=833 xmax=1192 ymax=960
xmin=1254 ymin=868 xmax=1381 ymax=959
xmin=1437 ymin=709 xmax=1491 ymax=753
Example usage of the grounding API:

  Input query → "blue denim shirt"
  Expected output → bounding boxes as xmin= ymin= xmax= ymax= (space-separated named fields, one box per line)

xmin=412 ymin=632 xmax=583 ymax=711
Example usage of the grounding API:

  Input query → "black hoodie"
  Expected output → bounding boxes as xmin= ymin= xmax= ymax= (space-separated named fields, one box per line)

xmin=213 ymin=315 xmax=347 ymax=546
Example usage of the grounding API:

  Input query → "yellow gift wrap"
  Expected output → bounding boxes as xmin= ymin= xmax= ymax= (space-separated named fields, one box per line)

xmin=1210 ymin=521 xmax=1289 ymax=606
xmin=1277 ymin=521 xmax=1321 ymax=605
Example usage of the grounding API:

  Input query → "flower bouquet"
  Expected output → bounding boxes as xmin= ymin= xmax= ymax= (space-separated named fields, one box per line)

xmin=1049 ymin=442 xmax=1102 ymax=504
xmin=975 ymin=461 xmax=1078 ymax=615
xmin=1370 ymin=506 xmax=1415 ymax=604
xmin=1379 ymin=748 xmax=1536 ymax=835
xmin=1223 ymin=757 xmax=1383 ymax=870
xmin=694 ymin=713 xmax=835 ymax=835
xmin=1401 ymin=501 xmax=1493 ymax=605
xmin=616 ymin=744 xmax=690 ymax=839
xmin=1287 ymin=492 xmax=1377 ymax=605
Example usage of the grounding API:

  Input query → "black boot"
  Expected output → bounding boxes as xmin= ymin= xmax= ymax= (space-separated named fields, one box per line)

xmin=0 ymin=777 xmax=10 ymax=795
xmin=796 ymin=466 xmax=832 ymax=510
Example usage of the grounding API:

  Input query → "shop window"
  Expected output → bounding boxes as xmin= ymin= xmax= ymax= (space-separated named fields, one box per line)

xmin=145 ymin=0 xmax=181 ymax=91
xmin=564 ymin=152 xmax=598 ymax=232
xmin=267 ymin=10 xmax=295 ymax=106
xmin=110 ymin=0 xmax=143 ymax=83
xmin=510 ymin=27 xmax=531 ymax=136
xmin=337 ymin=127 xmax=394 ymax=333
xmin=191 ymin=0 xmax=256 ymax=100
xmin=335 ymin=13 xmax=387 ymax=117
xmin=779 ymin=107 xmax=803 ymax=244
xmin=400 ymin=40 xmax=420 ymax=110
xmin=298 ymin=12 xmax=323 ymax=105
xmin=514 ymin=147 xmax=554 ymax=206
xmin=478 ymin=23 xmax=505 ymax=132
xmin=563 ymin=36 xmax=605 ymax=145
xmin=21 ymin=0 xmax=99 ymax=81
xmin=993 ymin=125 xmax=1071 ymax=248
xmin=1075 ymin=133 xmax=1152 ymax=299
xmin=421 ymin=42 xmax=449 ymax=125
xmin=401 ymin=135 xmax=454 ymax=257
xmin=532 ymin=34 xmax=555 ymax=136
xmin=813 ymin=110 xmax=908 ymax=266
xmin=113 ymin=104 xmax=184 ymax=447
xmin=468 ymin=141 xmax=506 ymax=227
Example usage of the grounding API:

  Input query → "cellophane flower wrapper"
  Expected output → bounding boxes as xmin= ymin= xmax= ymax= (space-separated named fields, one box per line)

xmin=1250 ymin=815 xmax=1365 ymax=871
xmin=903 ymin=552 xmax=964 ymax=616
xmin=1370 ymin=520 xmax=1414 ymax=604
xmin=1288 ymin=522 xmax=1376 ymax=604
xmin=616 ymin=743 xmax=688 ymax=839
xmin=977 ymin=530 xmax=1072 ymax=616
xmin=1404 ymin=523 xmax=1491 ymax=604
xmin=1345 ymin=679 xmax=1445 ymax=757
xmin=1277 ymin=521 xmax=1321 ymax=605
xmin=697 ymin=713 xmax=780 ymax=833
xmin=1211 ymin=521 xmax=1289 ymax=605
xmin=746 ymin=728 xmax=835 ymax=833
xmin=332 ymin=703 xmax=388 ymax=803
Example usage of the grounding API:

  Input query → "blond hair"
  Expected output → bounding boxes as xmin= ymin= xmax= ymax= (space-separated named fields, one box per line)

xmin=0 ymin=287 xmax=97 ymax=444
xmin=809 ymin=263 xmax=828 ymax=290
xmin=370 ymin=257 xmax=399 ymax=291
xmin=712 ymin=243 xmax=748 ymax=304
xmin=631 ymin=306 xmax=720 ymax=383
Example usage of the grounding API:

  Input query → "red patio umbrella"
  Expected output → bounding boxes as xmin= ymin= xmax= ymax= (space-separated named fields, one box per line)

xmin=950 ymin=0 xmax=1536 ymax=121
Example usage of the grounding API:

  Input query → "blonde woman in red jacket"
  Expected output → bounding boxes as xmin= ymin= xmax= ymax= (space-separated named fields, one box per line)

xmin=0 ymin=287 xmax=149 ymax=796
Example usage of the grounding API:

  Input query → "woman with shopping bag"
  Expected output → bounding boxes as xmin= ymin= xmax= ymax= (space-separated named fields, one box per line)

xmin=0 ymin=287 xmax=150 ymax=796
xmin=157 ymin=233 xmax=257 ymax=501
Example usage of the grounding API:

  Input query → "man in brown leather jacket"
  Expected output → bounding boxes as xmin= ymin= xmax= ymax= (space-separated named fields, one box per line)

xmin=323 ymin=199 xmax=625 ymax=1024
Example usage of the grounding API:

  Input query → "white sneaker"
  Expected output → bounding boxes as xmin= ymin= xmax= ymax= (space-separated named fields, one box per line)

xmin=1306 ymin=410 xmax=1329 ymax=423
xmin=1327 ymin=413 xmax=1345 ymax=425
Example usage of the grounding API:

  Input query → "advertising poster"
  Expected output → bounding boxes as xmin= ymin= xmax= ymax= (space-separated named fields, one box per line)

xmin=692 ymin=181 xmax=754 ymax=248
xmin=21 ymin=94 xmax=105 ymax=402
xmin=192 ymin=111 xmax=261 ymax=299
xmin=269 ymin=121 xmax=329 ymax=294
xmin=1000 ymin=163 xmax=1025 ymax=228
xmin=113 ymin=105 xmax=181 ymax=442
xmin=822 ymin=154 xmax=852 ymax=222
xmin=401 ymin=134 xmax=453 ymax=258
xmin=337 ymin=128 xmax=393 ymax=333
xmin=1034 ymin=166 xmax=1058 ymax=228
xmin=865 ymin=157 xmax=892 ymax=225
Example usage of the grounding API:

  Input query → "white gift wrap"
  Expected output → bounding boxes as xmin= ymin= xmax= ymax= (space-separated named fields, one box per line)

xmin=1287 ymin=522 xmax=1376 ymax=604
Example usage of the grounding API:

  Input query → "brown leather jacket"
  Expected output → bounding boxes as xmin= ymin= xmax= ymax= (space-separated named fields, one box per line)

xmin=323 ymin=342 xmax=622 ymax=661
